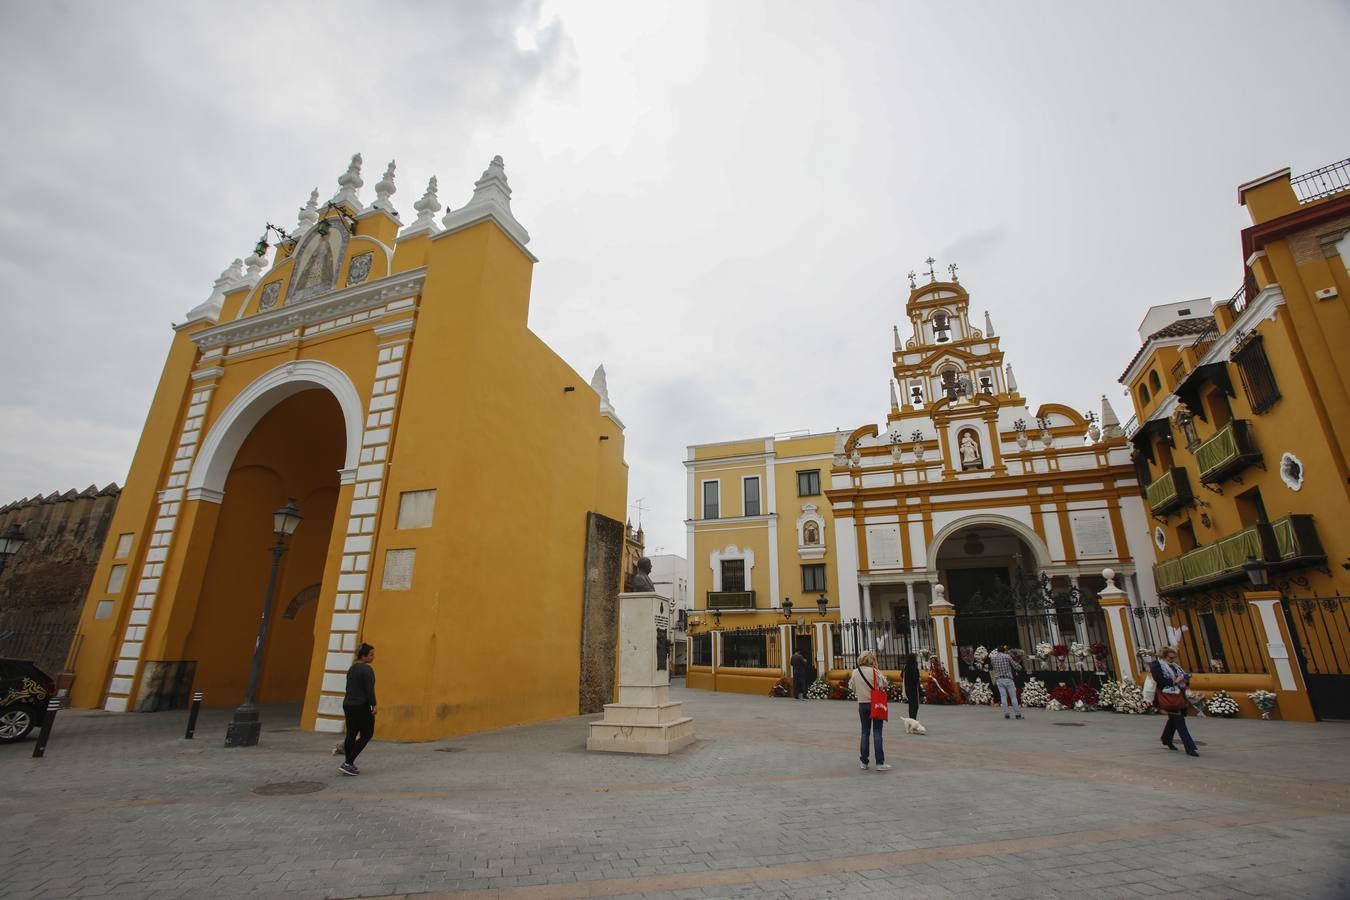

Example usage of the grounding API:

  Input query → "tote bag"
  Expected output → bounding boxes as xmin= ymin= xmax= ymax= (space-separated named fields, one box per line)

xmin=860 ymin=667 xmax=889 ymax=721
xmin=1157 ymin=687 xmax=1186 ymax=713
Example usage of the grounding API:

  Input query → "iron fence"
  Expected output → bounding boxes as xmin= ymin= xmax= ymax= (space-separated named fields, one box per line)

xmin=831 ymin=617 xmax=933 ymax=672
xmin=1290 ymin=158 xmax=1350 ymax=203
xmin=1128 ymin=590 xmax=1266 ymax=675
xmin=690 ymin=632 xmax=712 ymax=667
xmin=718 ymin=625 xmax=780 ymax=669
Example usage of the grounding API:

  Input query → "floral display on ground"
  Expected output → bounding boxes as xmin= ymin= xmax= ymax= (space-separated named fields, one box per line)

xmin=1096 ymin=679 xmax=1121 ymax=710
xmin=1206 ymin=689 xmax=1240 ymax=717
xmin=922 ymin=660 xmax=961 ymax=704
xmin=1020 ymin=677 xmax=1049 ymax=708
xmin=1249 ymin=689 xmax=1277 ymax=719
xmin=806 ymin=677 xmax=833 ymax=700
xmin=960 ymin=679 xmax=993 ymax=706
xmin=769 ymin=677 xmax=792 ymax=697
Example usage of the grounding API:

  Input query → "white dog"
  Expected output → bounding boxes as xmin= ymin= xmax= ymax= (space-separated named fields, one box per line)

xmin=900 ymin=717 xmax=927 ymax=735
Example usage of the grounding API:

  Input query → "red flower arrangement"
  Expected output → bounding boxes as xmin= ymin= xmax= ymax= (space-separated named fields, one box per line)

xmin=1052 ymin=644 xmax=1069 ymax=670
xmin=922 ymin=660 xmax=961 ymax=704
xmin=1089 ymin=642 xmax=1109 ymax=660
xmin=1049 ymin=682 xmax=1076 ymax=707
xmin=1072 ymin=683 xmax=1098 ymax=707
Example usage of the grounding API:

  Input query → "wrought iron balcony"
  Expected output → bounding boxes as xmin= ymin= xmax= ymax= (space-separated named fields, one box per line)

xmin=1145 ymin=467 xmax=1193 ymax=516
xmin=1195 ymin=419 xmax=1262 ymax=484
xmin=1153 ymin=522 xmax=1279 ymax=596
xmin=1271 ymin=514 xmax=1325 ymax=566
xmin=706 ymin=590 xmax=755 ymax=610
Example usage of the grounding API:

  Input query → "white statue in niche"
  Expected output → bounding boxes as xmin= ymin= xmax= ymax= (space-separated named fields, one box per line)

xmin=959 ymin=431 xmax=984 ymax=469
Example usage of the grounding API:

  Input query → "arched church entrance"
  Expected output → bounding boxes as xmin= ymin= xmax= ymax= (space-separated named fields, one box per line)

xmin=181 ymin=388 xmax=345 ymax=718
xmin=935 ymin=523 xmax=1114 ymax=683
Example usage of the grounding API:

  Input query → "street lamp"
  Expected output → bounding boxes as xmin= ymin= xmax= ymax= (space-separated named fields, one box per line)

xmin=0 ymin=522 xmax=27 ymax=577
xmin=1242 ymin=555 xmax=1270 ymax=589
xmin=782 ymin=597 xmax=794 ymax=620
xmin=817 ymin=594 xmax=829 ymax=617
xmin=225 ymin=499 xmax=303 ymax=747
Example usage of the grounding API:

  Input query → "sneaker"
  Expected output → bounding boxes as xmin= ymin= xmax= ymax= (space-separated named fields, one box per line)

xmin=338 ymin=762 xmax=358 ymax=776
xmin=859 ymin=762 xmax=869 ymax=770
xmin=875 ymin=763 xmax=893 ymax=771
xmin=1004 ymin=714 xmax=1011 ymax=719
xmin=1015 ymin=715 xmax=1023 ymax=719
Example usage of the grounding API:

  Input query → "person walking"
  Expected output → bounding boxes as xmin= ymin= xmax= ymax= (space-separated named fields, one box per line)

xmin=850 ymin=650 xmax=892 ymax=771
xmin=1151 ymin=646 xmax=1199 ymax=757
xmin=989 ymin=645 xmax=1022 ymax=720
xmin=790 ymin=647 xmax=811 ymax=700
xmin=902 ymin=653 xmax=921 ymax=721
xmin=339 ymin=642 xmax=377 ymax=775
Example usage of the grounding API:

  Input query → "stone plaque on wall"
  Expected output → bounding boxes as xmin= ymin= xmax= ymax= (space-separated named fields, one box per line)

xmin=866 ymin=524 xmax=902 ymax=568
xmin=1069 ymin=511 xmax=1115 ymax=559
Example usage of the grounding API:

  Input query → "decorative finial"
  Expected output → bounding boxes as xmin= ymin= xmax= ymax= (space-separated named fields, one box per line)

xmin=331 ymin=153 xmax=364 ymax=209
xmin=925 ymin=257 xmax=937 ymax=283
xmin=948 ymin=263 xmax=959 ymax=283
xmin=183 ymin=258 xmax=245 ymax=324
xmin=892 ymin=324 xmax=901 ymax=351
xmin=402 ymin=176 xmax=442 ymax=237
xmin=907 ymin=270 xmax=917 ymax=290
xmin=243 ymin=248 xmax=267 ymax=284
xmin=440 ymin=154 xmax=531 ymax=247
xmin=889 ymin=380 xmax=900 ymax=412
xmin=1005 ymin=363 xmax=1018 ymax=393
xmin=984 ymin=310 xmax=995 ymax=337
xmin=369 ymin=160 xmax=398 ymax=217
xmin=591 ymin=364 xmax=623 ymax=428
xmin=1100 ymin=394 xmax=1124 ymax=438
xmin=295 ymin=188 xmax=320 ymax=237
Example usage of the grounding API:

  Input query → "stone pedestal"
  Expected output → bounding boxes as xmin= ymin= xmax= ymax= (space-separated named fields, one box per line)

xmin=587 ymin=591 xmax=695 ymax=754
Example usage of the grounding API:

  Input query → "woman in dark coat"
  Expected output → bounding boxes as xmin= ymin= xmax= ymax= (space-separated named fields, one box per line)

xmin=902 ymin=654 xmax=921 ymax=720
xmin=1151 ymin=645 xmax=1199 ymax=757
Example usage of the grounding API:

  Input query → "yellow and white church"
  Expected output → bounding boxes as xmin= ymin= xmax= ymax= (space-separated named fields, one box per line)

xmin=68 ymin=154 xmax=630 ymax=741
xmin=686 ymin=267 xmax=1157 ymax=692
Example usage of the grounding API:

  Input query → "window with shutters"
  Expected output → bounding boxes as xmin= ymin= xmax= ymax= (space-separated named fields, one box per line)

xmin=1232 ymin=336 xmax=1281 ymax=414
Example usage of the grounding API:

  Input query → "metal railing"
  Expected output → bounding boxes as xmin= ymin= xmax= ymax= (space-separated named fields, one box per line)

xmin=1195 ymin=419 xmax=1261 ymax=484
xmin=1227 ymin=273 xmax=1259 ymax=315
xmin=1291 ymin=158 xmax=1350 ymax=204
xmin=1190 ymin=319 xmax=1219 ymax=359
xmin=1145 ymin=467 xmax=1193 ymax=516
xmin=1129 ymin=597 xmax=1267 ymax=675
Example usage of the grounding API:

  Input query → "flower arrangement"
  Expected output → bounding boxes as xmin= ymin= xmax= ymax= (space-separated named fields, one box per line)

xmin=1073 ymin=700 xmax=1088 ymax=711
xmin=1113 ymin=679 xmax=1152 ymax=714
xmin=1052 ymin=644 xmax=1069 ymax=670
xmin=1071 ymin=682 xmax=1098 ymax=708
xmin=1020 ymin=677 xmax=1049 ymax=708
xmin=769 ymin=677 xmax=792 ymax=697
xmin=1049 ymin=682 xmax=1076 ymax=708
xmin=923 ymin=660 xmax=960 ymax=704
xmin=1248 ymin=689 xmax=1277 ymax=720
xmin=1008 ymin=648 xmax=1026 ymax=671
xmin=886 ymin=681 xmax=906 ymax=702
xmin=973 ymin=645 xmax=990 ymax=672
xmin=1089 ymin=642 xmax=1109 ymax=661
xmin=830 ymin=679 xmax=857 ymax=701
xmin=806 ymin=677 xmax=832 ymax=700
xmin=1045 ymin=698 xmax=1066 ymax=711
xmin=965 ymin=680 xmax=993 ymax=706
xmin=1034 ymin=642 xmax=1053 ymax=660
xmin=1096 ymin=679 xmax=1121 ymax=710
xmin=1206 ymin=690 xmax=1240 ymax=718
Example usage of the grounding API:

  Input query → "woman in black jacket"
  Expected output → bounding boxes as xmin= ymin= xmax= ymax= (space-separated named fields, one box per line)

xmin=340 ymin=643 xmax=377 ymax=775
xmin=902 ymin=654 xmax=921 ymax=720
xmin=1151 ymin=646 xmax=1199 ymax=757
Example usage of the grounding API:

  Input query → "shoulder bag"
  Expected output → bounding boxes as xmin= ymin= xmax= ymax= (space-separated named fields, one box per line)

xmin=859 ymin=667 xmax=889 ymax=720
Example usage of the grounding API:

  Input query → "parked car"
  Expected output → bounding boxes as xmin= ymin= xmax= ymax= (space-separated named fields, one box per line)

xmin=0 ymin=658 xmax=55 ymax=743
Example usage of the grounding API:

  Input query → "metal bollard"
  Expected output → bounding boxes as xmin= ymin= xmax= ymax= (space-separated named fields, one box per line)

xmin=31 ymin=698 xmax=61 ymax=759
xmin=184 ymin=691 xmax=204 ymax=739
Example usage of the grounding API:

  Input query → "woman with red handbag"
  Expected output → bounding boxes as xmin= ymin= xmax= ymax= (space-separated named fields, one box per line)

xmin=1151 ymin=646 xmax=1199 ymax=757
xmin=849 ymin=650 xmax=892 ymax=771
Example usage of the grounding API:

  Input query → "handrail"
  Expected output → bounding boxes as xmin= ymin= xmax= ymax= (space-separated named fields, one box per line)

xmin=1291 ymin=158 xmax=1350 ymax=203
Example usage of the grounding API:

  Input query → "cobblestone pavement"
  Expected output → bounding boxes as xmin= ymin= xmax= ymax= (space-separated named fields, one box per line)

xmin=3 ymin=683 xmax=1348 ymax=899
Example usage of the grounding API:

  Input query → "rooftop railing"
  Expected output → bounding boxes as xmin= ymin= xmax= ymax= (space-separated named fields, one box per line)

xmin=1291 ymin=158 xmax=1350 ymax=204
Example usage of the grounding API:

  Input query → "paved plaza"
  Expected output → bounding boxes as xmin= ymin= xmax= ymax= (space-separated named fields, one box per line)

xmin=3 ymin=683 xmax=1348 ymax=899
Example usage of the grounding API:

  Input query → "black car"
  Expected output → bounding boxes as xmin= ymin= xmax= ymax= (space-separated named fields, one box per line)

xmin=0 ymin=658 xmax=54 ymax=743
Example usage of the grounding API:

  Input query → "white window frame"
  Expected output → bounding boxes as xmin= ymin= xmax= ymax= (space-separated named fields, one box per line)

xmin=741 ymin=475 xmax=761 ymax=517
xmin=701 ymin=478 xmax=720 ymax=519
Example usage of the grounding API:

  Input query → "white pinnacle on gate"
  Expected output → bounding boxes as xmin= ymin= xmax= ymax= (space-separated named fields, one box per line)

xmin=294 ymin=188 xmax=320 ymax=238
xmin=331 ymin=153 xmax=364 ymax=210
xmin=441 ymin=155 xmax=531 ymax=247
xmin=368 ymin=160 xmax=398 ymax=218
xmin=183 ymin=258 xmax=246 ymax=324
xmin=402 ymin=176 xmax=442 ymax=238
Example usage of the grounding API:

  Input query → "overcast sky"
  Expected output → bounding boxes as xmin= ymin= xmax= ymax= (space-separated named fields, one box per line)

xmin=2 ymin=1 xmax=1348 ymax=559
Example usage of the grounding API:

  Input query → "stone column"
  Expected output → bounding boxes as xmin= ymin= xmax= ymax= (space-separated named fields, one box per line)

xmin=778 ymin=623 xmax=793 ymax=675
xmin=861 ymin=582 xmax=872 ymax=621
xmin=1245 ymin=590 xmax=1316 ymax=722
xmin=1096 ymin=567 xmax=1137 ymax=682
xmin=930 ymin=584 xmax=957 ymax=678
xmin=587 ymin=591 xmax=696 ymax=754
xmin=906 ymin=581 xmax=919 ymax=643
xmin=814 ymin=621 xmax=830 ymax=676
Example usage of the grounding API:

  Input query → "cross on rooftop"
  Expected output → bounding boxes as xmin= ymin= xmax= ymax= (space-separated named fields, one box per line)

xmin=925 ymin=257 xmax=937 ymax=282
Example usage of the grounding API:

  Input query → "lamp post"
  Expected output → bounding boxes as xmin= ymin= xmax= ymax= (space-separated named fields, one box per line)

xmin=0 ymin=522 xmax=28 ymax=577
xmin=225 ymin=499 xmax=303 ymax=747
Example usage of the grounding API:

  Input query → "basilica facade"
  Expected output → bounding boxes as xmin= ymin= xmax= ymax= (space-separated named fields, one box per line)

xmin=686 ymin=271 xmax=1155 ymax=692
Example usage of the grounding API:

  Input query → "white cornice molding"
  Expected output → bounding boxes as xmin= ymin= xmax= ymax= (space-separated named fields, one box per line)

xmin=1119 ymin=334 xmax=1207 ymax=388
xmin=190 ymin=366 xmax=225 ymax=382
xmin=372 ymin=317 xmax=415 ymax=337
xmin=190 ymin=268 xmax=426 ymax=351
